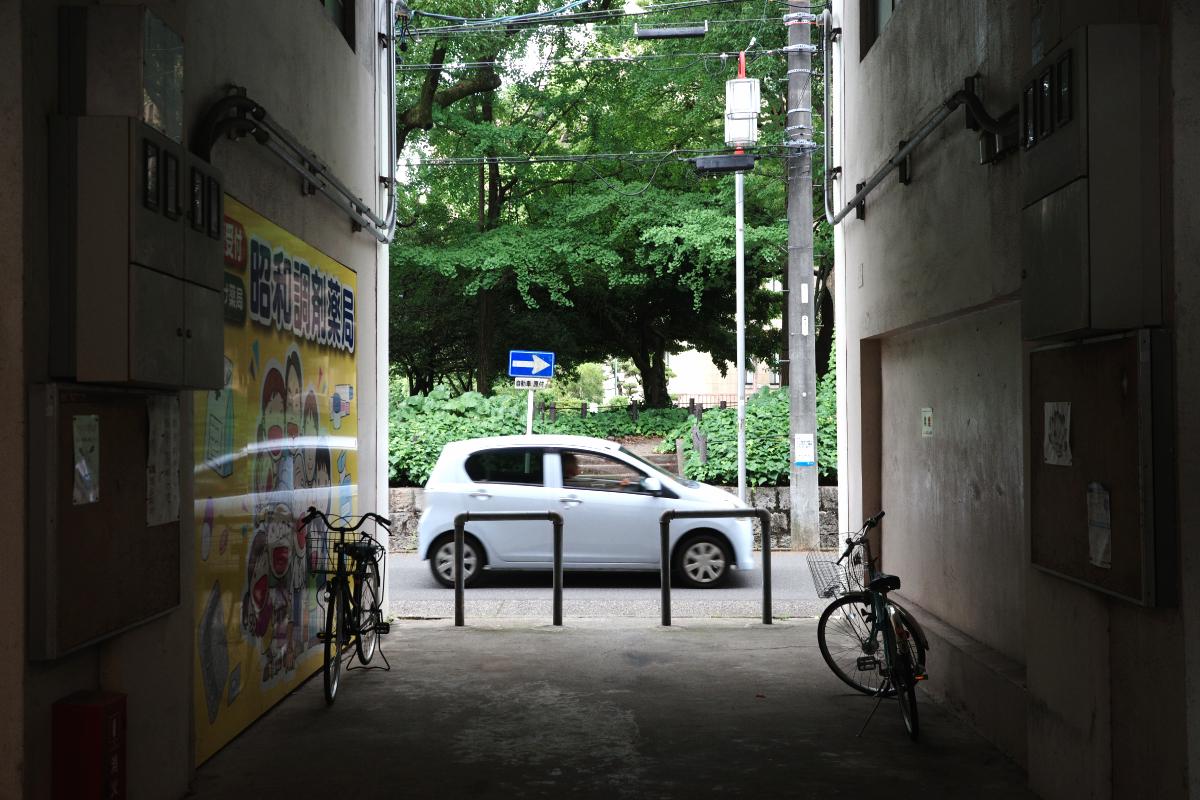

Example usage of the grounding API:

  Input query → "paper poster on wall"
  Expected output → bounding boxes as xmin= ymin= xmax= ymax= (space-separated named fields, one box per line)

xmin=72 ymin=414 xmax=100 ymax=505
xmin=794 ymin=433 xmax=816 ymax=468
xmin=1043 ymin=401 xmax=1072 ymax=466
xmin=191 ymin=196 xmax=359 ymax=764
xmin=1087 ymin=482 xmax=1112 ymax=569
xmin=147 ymin=395 xmax=181 ymax=525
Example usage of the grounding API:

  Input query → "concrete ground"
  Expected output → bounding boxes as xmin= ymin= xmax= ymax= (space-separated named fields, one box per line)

xmin=192 ymin=618 xmax=1034 ymax=799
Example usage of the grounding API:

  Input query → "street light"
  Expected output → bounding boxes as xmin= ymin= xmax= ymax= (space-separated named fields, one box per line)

xmin=689 ymin=52 xmax=759 ymax=502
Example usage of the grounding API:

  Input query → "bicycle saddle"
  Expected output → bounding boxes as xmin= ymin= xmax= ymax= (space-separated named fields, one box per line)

xmin=868 ymin=573 xmax=901 ymax=593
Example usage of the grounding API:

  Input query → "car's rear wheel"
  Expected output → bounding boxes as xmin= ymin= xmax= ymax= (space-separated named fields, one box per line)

xmin=673 ymin=533 xmax=733 ymax=589
xmin=429 ymin=533 xmax=485 ymax=588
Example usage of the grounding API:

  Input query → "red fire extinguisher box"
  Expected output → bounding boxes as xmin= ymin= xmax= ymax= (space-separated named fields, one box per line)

xmin=52 ymin=691 xmax=126 ymax=800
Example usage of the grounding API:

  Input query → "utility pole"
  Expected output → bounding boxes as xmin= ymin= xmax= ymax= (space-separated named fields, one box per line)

xmin=784 ymin=12 xmax=819 ymax=549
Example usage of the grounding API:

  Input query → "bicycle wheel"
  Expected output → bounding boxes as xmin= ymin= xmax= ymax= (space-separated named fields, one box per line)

xmin=355 ymin=556 xmax=381 ymax=665
xmin=818 ymin=593 xmax=891 ymax=696
xmin=323 ymin=583 xmax=343 ymax=705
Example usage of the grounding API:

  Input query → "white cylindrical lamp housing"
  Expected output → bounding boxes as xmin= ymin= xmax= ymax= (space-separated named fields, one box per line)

xmin=725 ymin=77 xmax=761 ymax=147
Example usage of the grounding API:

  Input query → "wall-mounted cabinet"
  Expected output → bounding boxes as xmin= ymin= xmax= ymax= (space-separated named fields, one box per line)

xmin=1020 ymin=25 xmax=1161 ymax=341
xmin=52 ymin=115 xmax=224 ymax=389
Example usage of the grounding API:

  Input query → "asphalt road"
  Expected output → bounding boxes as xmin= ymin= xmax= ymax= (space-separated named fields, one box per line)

xmin=386 ymin=550 xmax=832 ymax=620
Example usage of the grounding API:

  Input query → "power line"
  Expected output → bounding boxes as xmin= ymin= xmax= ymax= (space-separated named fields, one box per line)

xmin=410 ymin=0 xmax=821 ymax=37
xmin=409 ymin=15 xmax=778 ymax=38
xmin=396 ymin=45 xmax=786 ymax=71
xmin=402 ymin=146 xmax=800 ymax=167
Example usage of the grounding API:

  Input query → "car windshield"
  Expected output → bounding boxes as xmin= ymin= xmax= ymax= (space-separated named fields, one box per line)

xmin=617 ymin=446 xmax=699 ymax=488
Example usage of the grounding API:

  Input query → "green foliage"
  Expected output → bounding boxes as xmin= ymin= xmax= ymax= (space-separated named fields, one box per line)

xmin=387 ymin=382 xmax=691 ymax=486
xmin=817 ymin=343 xmax=838 ymax=480
xmin=656 ymin=384 xmax=840 ymax=485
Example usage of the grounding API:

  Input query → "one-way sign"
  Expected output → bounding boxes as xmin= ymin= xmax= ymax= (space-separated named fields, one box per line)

xmin=508 ymin=349 xmax=555 ymax=378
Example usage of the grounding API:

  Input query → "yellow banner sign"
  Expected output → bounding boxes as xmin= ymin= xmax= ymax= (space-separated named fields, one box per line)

xmin=193 ymin=196 xmax=359 ymax=763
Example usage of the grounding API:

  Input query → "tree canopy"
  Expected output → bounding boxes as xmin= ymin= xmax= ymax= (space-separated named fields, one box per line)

xmin=390 ymin=0 xmax=830 ymax=405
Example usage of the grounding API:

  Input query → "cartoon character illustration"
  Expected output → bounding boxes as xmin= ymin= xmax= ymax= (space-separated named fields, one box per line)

xmin=285 ymin=350 xmax=303 ymax=455
xmin=251 ymin=365 xmax=287 ymax=497
xmin=240 ymin=502 xmax=307 ymax=682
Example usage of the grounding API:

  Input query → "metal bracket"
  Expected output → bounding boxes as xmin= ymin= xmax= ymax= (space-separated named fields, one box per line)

xmin=898 ymin=140 xmax=912 ymax=185
xmin=963 ymin=75 xmax=981 ymax=130
xmin=855 ymin=181 xmax=867 ymax=220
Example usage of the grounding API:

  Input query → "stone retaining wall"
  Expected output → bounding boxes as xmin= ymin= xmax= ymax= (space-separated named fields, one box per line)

xmin=388 ymin=485 xmax=839 ymax=553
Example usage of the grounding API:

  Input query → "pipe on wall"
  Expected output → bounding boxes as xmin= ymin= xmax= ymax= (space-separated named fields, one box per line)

xmin=192 ymin=0 xmax=400 ymax=243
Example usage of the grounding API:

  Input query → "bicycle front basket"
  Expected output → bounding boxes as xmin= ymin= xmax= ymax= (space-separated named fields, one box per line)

xmin=806 ymin=553 xmax=850 ymax=599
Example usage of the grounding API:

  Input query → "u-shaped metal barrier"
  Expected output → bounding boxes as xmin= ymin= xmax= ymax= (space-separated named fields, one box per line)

xmin=453 ymin=511 xmax=564 ymax=627
xmin=660 ymin=508 xmax=773 ymax=627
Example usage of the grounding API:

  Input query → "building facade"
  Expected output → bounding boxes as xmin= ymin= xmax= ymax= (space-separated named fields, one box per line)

xmin=1 ymin=1 xmax=393 ymax=796
xmin=832 ymin=1 xmax=1197 ymax=796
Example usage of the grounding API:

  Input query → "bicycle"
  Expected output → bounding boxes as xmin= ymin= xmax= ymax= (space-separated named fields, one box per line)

xmin=814 ymin=510 xmax=929 ymax=740
xmin=297 ymin=506 xmax=392 ymax=705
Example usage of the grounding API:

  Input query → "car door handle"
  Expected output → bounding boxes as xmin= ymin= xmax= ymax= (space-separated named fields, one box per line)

xmin=469 ymin=491 xmax=491 ymax=500
xmin=559 ymin=496 xmax=582 ymax=508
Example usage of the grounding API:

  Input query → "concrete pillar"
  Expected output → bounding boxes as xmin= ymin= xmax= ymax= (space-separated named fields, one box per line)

xmin=0 ymin=1 xmax=25 ymax=795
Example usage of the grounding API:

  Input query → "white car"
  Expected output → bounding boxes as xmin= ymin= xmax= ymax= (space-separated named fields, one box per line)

xmin=417 ymin=434 xmax=756 ymax=589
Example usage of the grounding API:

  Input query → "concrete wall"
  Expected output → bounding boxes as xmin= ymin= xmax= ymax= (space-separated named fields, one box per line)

xmin=0 ymin=1 xmax=26 ymax=796
xmin=15 ymin=1 xmax=388 ymax=796
xmin=1173 ymin=1 xmax=1200 ymax=796
xmin=833 ymin=0 xmax=1189 ymax=796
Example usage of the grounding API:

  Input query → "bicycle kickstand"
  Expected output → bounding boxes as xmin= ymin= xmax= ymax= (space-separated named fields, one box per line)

xmin=856 ymin=685 xmax=889 ymax=738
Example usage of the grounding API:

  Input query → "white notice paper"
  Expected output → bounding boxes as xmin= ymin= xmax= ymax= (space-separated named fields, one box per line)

xmin=1043 ymin=401 xmax=1072 ymax=466
xmin=147 ymin=395 xmax=181 ymax=526
xmin=794 ymin=433 xmax=816 ymax=467
xmin=72 ymin=414 xmax=100 ymax=505
xmin=1087 ymin=482 xmax=1112 ymax=569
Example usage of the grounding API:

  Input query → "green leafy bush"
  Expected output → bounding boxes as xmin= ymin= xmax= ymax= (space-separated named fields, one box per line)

xmin=655 ymin=383 xmax=839 ymax=485
xmin=388 ymin=381 xmax=691 ymax=486
xmin=387 ymin=378 xmax=837 ymax=487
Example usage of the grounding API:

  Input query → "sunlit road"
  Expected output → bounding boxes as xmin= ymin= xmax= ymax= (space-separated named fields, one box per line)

xmin=385 ymin=551 xmax=831 ymax=620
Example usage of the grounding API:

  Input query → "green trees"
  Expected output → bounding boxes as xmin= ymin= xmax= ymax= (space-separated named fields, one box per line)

xmin=390 ymin=3 xmax=793 ymax=404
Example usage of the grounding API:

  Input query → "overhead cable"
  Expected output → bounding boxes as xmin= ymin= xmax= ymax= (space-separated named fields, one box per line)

xmin=396 ymin=45 xmax=787 ymax=71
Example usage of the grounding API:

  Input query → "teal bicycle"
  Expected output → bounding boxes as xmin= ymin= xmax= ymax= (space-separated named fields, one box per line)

xmin=814 ymin=511 xmax=929 ymax=740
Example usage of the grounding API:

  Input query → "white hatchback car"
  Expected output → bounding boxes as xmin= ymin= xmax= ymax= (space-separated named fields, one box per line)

xmin=417 ymin=434 xmax=756 ymax=589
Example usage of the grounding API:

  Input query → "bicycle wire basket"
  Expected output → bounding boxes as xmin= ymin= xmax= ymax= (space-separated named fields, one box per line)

xmin=806 ymin=541 xmax=869 ymax=598
xmin=303 ymin=526 xmax=384 ymax=578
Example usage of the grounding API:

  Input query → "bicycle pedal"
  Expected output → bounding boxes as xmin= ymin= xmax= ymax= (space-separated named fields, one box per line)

xmin=375 ymin=622 xmax=391 ymax=634
xmin=855 ymin=657 xmax=877 ymax=672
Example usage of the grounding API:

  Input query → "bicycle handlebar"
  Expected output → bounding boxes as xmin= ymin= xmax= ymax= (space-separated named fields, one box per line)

xmin=297 ymin=506 xmax=392 ymax=533
xmin=837 ymin=509 xmax=886 ymax=564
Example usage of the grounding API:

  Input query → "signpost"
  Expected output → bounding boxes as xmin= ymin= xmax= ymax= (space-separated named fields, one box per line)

xmin=508 ymin=350 xmax=555 ymax=434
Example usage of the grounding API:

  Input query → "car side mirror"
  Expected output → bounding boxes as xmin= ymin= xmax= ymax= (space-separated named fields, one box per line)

xmin=640 ymin=477 xmax=663 ymax=494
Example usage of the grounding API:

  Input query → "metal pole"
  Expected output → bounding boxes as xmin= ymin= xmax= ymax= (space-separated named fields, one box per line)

xmin=552 ymin=518 xmax=563 ymax=626
xmin=786 ymin=11 xmax=820 ymax=549
xmin=735 ymin=170 xmax=747 ymax=504
xmin=660 ymin=516 xmax=672 ymax=627
xmin=760 ymin=509 xmax=772 ymax=624
xmin=525 ymin=388 xmax=535 ymax=434
xmin=454 ymin=518 xmax=465 ymax=627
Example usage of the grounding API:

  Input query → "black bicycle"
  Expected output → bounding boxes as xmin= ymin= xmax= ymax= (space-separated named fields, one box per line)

xmin=813 ymin=511 xmax=929 ymax=740
xmin=297 ymin=506 xmax=391 ymax=705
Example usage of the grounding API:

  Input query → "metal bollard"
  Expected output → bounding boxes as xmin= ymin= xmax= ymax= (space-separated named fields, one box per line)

xmin=453 ymin=511 xmax=565 ymax=628
xmin=659 ymin=508 xmax=772 ymax=627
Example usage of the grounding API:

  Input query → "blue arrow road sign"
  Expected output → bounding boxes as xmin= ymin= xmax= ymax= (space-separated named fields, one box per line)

xmin=508 ymin=350 xmax=555 ymax=378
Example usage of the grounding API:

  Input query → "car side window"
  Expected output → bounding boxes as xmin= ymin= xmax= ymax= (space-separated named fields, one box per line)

xmin=561 ymin=451 xmax=650 ymax=494
xmin=464 ymin=448 xmax=544 ymax=486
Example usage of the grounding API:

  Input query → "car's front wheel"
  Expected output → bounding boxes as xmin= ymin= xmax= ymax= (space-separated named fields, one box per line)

xmin=428 ymin=533 xmax=485 ymax=588
xmin=673 ymin=533 xmax=733 ymax=589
